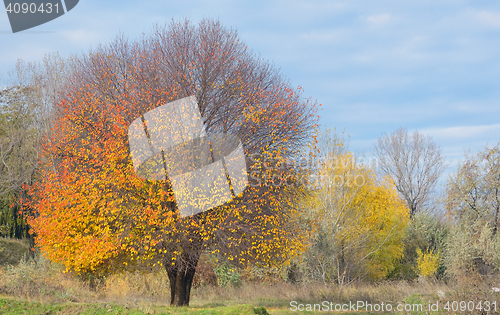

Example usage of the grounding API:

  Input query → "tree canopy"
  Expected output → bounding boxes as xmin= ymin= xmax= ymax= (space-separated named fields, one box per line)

xmin=305 ymin=130 xmax=409 ymax=285
xmin=24 ymin=19 xmax=319 ymax=306
xmin=373 ymin=128 xmax=446 ymax=217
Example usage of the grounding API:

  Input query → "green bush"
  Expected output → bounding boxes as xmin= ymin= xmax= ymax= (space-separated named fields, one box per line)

xmin=389 ymin=212 xmax=448 ymax=281
xmin=213 ymin=261 xmax=242 ymax=287
xmin=444 ymin=143 xmax=500 ymax=280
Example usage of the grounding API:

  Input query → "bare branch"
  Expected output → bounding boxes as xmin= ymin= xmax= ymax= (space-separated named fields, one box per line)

xmin=373 ymin=127 xmax=447 ymax=217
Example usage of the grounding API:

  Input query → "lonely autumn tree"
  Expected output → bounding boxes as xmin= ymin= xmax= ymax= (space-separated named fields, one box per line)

xmin=25 ymin=19 xmax=318 ymax=306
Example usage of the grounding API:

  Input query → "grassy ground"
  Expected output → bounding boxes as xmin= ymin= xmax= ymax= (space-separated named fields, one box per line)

xmin=0 ymin=299 xmax=269 ymax=315
xmin=0 ymin=292 xmax=444 ymax=315
xmin=0 ymin=296 xmax=379 ymax=315
xmin=0 ymin=238 xmax=29 ymax=266
xmin=0 ymin=276 xmax=486 ymax=315
xmin=1 ymin=240 xmax=499 ymax=314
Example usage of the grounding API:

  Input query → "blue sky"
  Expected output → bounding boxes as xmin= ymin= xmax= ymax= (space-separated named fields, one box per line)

xmin=1 ymin=0 xmax=500 ymax=172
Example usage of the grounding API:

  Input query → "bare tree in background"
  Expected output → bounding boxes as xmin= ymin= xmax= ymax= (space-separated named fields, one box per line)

xmin=0 ymin=53 xmax=76 ymax=198
xmin=0 ymin=54 xmax=76 ymax=246
xmin=373 ymin=128 xmax=446 ymax=218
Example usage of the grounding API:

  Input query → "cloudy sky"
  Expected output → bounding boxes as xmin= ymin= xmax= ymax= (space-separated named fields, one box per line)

xmin=1 ymin=0 xmax=500 ymax=172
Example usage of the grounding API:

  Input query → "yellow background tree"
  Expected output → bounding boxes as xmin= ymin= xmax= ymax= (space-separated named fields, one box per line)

xmin=415 ymin=247 xmax=440 ymax=278
xmin=307 ymin=145 xmax=410 ymax=285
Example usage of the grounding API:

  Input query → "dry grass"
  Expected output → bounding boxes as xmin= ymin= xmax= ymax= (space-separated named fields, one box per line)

xmin=104 ymin=269 xmax=171 ymax=304
xmin=0 ymin=254 xmax=172 ymax=306
xmin=1 ymin=253 xmax=499 ymax=314
xmin=0 ymin=238 xmax=30 ymax=266
xmin=190 ymin=280 xmax=454 ymax=309
xmin=0 ymin=254 xmax=99 ymax=304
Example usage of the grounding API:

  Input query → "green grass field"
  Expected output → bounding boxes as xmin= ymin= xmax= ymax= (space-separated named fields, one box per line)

xmin=0 ymin=299 xmax=271 ymax=315
xmin=0 ymin=298 xmax=378 ymax=315
xmin=0 ymin=239 xmax=497 ymax=315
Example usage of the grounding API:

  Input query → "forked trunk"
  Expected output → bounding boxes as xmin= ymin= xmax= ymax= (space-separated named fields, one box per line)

xmin=164 ymin=232 xmax=203 ymax=306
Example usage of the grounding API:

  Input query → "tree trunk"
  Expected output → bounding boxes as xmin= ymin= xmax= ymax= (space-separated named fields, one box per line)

xmin=28 ymin=226 xmax=36 ymax=259
xmin=164 ymin=232 xmax=203 ymax=306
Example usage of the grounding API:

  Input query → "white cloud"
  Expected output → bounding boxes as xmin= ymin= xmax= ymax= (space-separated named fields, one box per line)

xmin=60 ymin=29 xmax=102 ymax=46
xmin=299 ymin=29 xmax=350 ymax=44
xmin=365 ymin=13 xmax=392 ymax=27
xmin=1 ymin=0 xmax=500 ymax=170
xmin=473 ymin=10 xmax=500 ymax=29
xmin=422 ymin=124 xmax=500 ymax=141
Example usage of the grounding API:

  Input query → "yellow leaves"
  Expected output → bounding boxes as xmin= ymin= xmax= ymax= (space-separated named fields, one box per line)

xmin=23 ymin=19 xmax=320 ymax=279
xmin=415 ymin=247 xmax=440 ymax=278
xmin=312 ymin=151 xmax=410 ymax=280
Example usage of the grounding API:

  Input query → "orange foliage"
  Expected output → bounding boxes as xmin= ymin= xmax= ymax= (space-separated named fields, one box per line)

xmin=24 ymin=20 xmax=318 ymax=280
